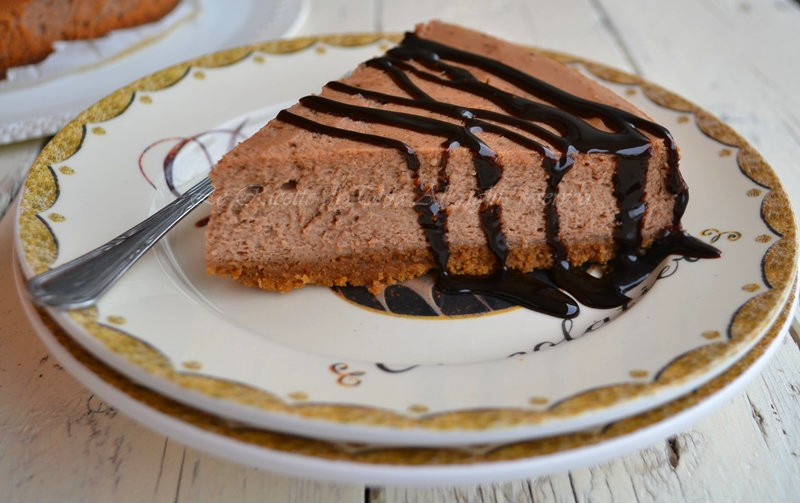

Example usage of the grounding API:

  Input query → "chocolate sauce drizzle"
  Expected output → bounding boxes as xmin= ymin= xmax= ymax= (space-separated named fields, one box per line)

xmin=276 ymin=32 xmax=720 ymax=318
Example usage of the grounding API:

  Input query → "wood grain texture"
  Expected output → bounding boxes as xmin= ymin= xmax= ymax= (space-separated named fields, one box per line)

xmin=300 ymin=0 xmax=378 ymax=35
xmin=380 ymin=0 xmax=633 ymax=71
xmin=593 ymin=0 xmax=800 ymax=218
xmin=0 ymin=140 xmax=46 ymax=219
xmin=1 ymin=0 xmax=799 ymax=501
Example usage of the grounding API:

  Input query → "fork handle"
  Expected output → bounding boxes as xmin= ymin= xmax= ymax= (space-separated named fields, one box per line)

xmin=27 ymin=177 xmax=214 ymax=309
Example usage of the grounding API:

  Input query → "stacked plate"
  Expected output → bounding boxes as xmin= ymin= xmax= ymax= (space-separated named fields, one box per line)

xmin=13 ymin=35 xmax=799 ymax=485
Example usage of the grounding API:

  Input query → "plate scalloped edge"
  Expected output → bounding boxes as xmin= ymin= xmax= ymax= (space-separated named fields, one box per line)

xmin=14 ymin=33 xmax=799 ymax=434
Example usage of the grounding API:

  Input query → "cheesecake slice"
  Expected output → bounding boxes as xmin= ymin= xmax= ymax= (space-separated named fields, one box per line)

xmin=205 ymin=21 xmax=718 ymax=318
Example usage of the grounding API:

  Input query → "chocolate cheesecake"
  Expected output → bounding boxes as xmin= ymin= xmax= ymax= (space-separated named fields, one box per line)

xmin=205 ymin=21 xmax=719 ymax=318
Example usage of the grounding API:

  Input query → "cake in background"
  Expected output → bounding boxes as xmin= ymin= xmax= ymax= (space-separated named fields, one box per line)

xmin=0 ymin=0 xmax=181 ymax=78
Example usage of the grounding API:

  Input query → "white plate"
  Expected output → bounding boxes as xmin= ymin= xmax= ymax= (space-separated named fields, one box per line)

xmin=0 ymin=0 xmax=309 ymax=144
xmin=15 ymin=261 xmax=798 ymax=486
xmin=14 ymin=35 xmax=798 ymax=446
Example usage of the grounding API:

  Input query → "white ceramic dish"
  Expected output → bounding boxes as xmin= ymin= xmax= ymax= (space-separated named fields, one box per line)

xmin=0 ymin=0 xmax=309 ymax=143
xmin=14 ymin=35 xmax=798 ymax=446
xmin=15 ymin=261 xmax=797 ymax=486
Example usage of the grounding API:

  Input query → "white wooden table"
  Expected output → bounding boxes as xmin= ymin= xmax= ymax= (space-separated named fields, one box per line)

xmin=2 ymin=0 xmax=799 ymax=500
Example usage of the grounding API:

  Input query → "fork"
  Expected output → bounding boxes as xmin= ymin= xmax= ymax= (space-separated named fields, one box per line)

xmin=26 ymin=177 xmax=213 ymax=309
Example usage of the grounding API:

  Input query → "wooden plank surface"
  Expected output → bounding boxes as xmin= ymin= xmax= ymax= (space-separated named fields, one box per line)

xmin=1 ymin=0 xmax=799 ymax=501
xmin=382 ymin=0 xmax=633 ymax=71
xmin=594 ymin=0 xmax=800 ymax=219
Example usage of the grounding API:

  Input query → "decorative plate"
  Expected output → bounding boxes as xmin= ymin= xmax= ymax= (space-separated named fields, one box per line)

xmin=15 ymin=264 xmax=797 ymax=485
xmin=14 ymin=34 xmax=798 ymax=446
xmin=0 ymin=0 xmax=308 ymax=144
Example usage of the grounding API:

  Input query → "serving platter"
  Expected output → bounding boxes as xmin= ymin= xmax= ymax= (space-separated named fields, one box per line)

xmin=14 ymin=34 xmax=798 ymax=446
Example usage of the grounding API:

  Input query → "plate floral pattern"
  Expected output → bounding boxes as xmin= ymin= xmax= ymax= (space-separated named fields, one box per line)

xmin=15 ymin=34 xmax=798 ymax=445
